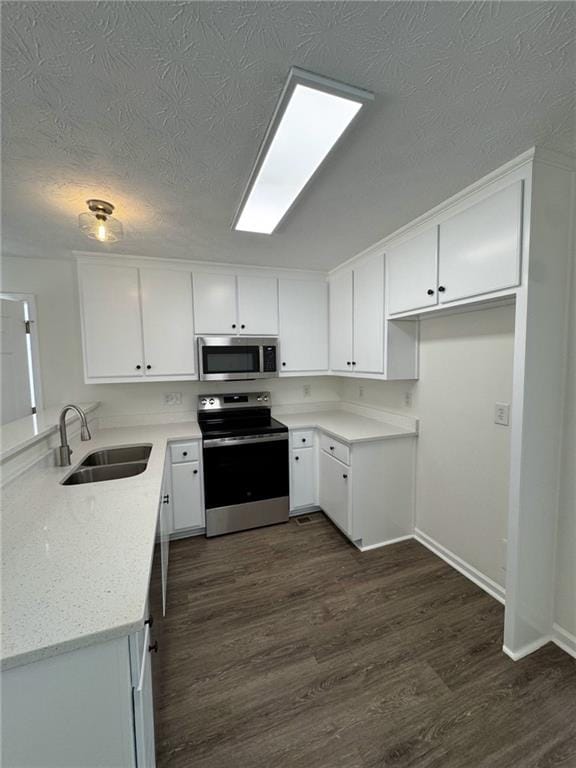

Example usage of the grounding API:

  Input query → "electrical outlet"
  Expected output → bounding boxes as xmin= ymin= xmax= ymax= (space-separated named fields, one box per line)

xmin=164 ymin=392 xmax=182 ymax=406
xmin=494 ymin=402 xmax=510 ymax=426
xmin=303 ymin=384 xmax=311 ymax=398
xmin=358 ymin=385 xmax=364 ymax=399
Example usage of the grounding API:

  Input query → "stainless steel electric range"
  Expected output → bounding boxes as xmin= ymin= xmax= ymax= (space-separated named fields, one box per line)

xmin=198 ymin=392 xmax=289 ymax=537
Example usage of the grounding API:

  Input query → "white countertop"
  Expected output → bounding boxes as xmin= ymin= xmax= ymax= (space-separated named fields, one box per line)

xmin=275 ymin=409 xmax=417 ymax=443
xmin=1 ymin=422 xmax=201 ymax=671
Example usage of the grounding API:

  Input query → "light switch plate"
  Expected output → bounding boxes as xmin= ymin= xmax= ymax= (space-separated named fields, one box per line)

xmin=164 ymin=392 xmax=182 ymax=406
xmin=494 ymin=402 xmax=510 ymax=426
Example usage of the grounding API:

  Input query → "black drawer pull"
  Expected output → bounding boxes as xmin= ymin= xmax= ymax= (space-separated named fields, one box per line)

xmin=343 ymin=474 xmax=348 ymax=479
xmin=149 ymin=640 xmax=159 ymax=653
xmin=438 ymin=286 xmax=446 ymax=293
xmin=145 ymin=615 xmax=154 ymax=628
xmin=295 ymin=456 xmax=299 ymax=461
xmin=163 ymin=494 xmax=169 ymax=504
xmin=427 ymin=289 xmax=434 ymax=296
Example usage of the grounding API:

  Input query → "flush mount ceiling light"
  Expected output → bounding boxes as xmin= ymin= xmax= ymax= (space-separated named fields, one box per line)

xmin=233 ymin=68 xmax=374 ymax=235
xmin=78 ymin=199 xmax=123 ymax=243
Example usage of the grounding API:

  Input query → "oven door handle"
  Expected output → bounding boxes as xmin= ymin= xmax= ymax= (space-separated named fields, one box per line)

xmin=203 ymin=433 xmax=288 ymax=448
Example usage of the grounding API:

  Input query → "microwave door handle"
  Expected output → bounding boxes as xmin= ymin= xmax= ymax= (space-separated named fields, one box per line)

xmin=259 ymin=345 xmax=264 ymax=375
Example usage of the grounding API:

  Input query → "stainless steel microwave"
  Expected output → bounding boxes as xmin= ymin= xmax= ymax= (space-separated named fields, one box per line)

xmin=198 ymin=337 xmax=279 ymax=381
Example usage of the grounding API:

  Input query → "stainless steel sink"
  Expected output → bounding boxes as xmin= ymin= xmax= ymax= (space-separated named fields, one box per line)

xmin=80 ymin=445 xmax=152 ymax=467
xmin=62 ymin=462 xmax=148 ymax=485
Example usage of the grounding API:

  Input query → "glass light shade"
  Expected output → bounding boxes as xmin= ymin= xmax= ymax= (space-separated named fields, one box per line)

xmin=78 ymin=212 xmax=123 ymax=243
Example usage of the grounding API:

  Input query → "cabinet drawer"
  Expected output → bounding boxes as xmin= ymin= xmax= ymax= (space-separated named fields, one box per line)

xmin=170 ymin=441 xmax=200 ymax=463
xmin=320 ymin=433 xmax=350 ymax=465
xmin=291 ymin=429 xmax=315 ymax=448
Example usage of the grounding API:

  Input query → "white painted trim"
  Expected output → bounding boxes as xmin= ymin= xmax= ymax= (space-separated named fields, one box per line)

xmin=414 ymin=528 xmax=506 ymax=605
xmin=0 ymin=292 xmax=44 ymax=413
xmin=290 ymin=506 xmax=321 ymax=517
xmin=387 ymin=290 xmax=517 ymax=321
xmin=355 ymin=534 xmax=414 ymax=552
xmin=552 ymin=624 xmax=576 ymax=659
xmin=502 ymin=637 xmax=551 ymax=661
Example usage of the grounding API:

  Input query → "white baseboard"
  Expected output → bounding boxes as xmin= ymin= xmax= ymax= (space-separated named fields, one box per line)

xmin=290 ymin=506 xmax=321 ymax=517
xmin=552 ymin=623 xmax=576 ymax=659
xmin=414 ymin=528 xmax=506 ymax=605
xmin=502 ymin=636 xmax=552 ymax=661
xmin=355 ymin=534 xmax=414 ymax=552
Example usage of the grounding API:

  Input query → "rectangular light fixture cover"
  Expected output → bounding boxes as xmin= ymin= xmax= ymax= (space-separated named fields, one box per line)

xmin=234 ymin=68 xmax=373 ymax=235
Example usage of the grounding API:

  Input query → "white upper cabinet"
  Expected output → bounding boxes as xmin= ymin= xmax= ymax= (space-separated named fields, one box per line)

xmin=193 ymin=273 xmax=278 ymax=336
xmin=329 ymin=269 xmax=354 ymax=372
xmin=79 ymin=262 xmax=197 ymax=382
xmin=353 ymin=253 xmax=384 ymax=373
xmin=193 ymin=273 xmax=237 ymax=335
xmin=140 ymin=268 xmax=195 ymax=376
xmin=278 ymin=279 xmax=328 ymax=372
xmin=386 ymin=228 xmax=438 ymax=315
xmin=237 ymin=276 xmax=278 ymax=335
xmin=79 ymin=263 xmax=144 ymax=378
xmin=438 ymin=181 xmax=523 ymax=303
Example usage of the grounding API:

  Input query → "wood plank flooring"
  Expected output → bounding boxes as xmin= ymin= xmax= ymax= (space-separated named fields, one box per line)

xmin=155 ymin=514 xmax=576 ymax=768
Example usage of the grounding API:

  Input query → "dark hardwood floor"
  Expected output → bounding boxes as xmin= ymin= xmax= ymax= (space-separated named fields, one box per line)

xmin=155 ymin=514 xmax=576 ymax=768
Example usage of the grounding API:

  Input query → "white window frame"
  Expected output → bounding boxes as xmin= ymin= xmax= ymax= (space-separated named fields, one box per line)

xmin=0 ymin=292 xmax=43 ymax=415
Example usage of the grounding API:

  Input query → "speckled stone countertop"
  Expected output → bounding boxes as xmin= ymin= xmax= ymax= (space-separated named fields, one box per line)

xmin=1 ymin=422 xmax=201 ymax=671
xmin=275 ymin=410 xmax=417 ymax=443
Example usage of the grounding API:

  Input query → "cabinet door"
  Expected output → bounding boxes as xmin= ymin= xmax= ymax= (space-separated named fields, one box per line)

xmin=291 ymin=447 xmax=316 ymax=509
xmin=353 ymin=253 xmax=384 ymax=374
xmin=79 ymin=262 xmax=144 ymax=378
xmin=319 ymin=451 xmax=352 ymax=536
xmin=438 ymin=181 xmax=523 ymax=303
xmin=159 ymin=463 xmax=172 ymax=616
xmin=172 ymin=461 xmax=204 ymax=531
xmin=386 ymin=228 xmax=438 ymax=315
xmin=237 ymin=276 xmax=279 ymax=335
xmin=193 ymin=273 xmax=237 ymax=334
xmin=278 ymin=280 xmax=328 ymax=372
xmin=329 ymin=269 xmax=353 ymax=373
xmin=140 ymin=268 xmax=196 ymax=376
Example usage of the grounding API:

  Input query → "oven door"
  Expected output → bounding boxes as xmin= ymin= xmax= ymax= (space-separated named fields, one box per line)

xmin=203 ymin=433 xmax=289 ymax=536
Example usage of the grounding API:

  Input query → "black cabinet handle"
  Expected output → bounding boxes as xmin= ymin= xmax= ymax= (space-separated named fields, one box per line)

xmin=301 ymin=438 xmax=306 ymax=443
xmin=241 ymin=324 xmax=246 ymax=329
xmin=182 ymin=451 xmax=188 ymax=457
xmin=136 ymin=364 xmax=142 ymax=370
xmin=282 ymin=362 xmax=287 ymax=367
xmin=347 ymin=361 xmax=351 ymax=366
xmin=232 ymin=324 xmax=237 ymax=329
xmin=295 ymin=456 xmax=299 ymax=461
xmin=163 ymin=494 xmax=169 ymax=504
xmin=352 ymin=362 xmax=357 ymax=366
xmin=330 ymin=446 xmax=335 ymax=451
xmin=146 ymin=364 xmax=152 ymax=370
xmin=145 ymin=615 xmax=154 ymax=628
xmin=148 ymin=640 xmax=159 ymax=653
xmin=193 ymin=469 xmax=198 ymax=474
xmin=438 ymin=286 xmax=446 ymax=293
xmin=343 ymin=474 xmax=348 ymax=479
xmin=427 ymin=289 xmax=435 ymax=296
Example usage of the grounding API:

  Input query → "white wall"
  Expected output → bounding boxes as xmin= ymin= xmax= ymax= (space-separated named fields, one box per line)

xmin=339 ymin=305 xmax=515 ymax=589
xmin=413 ymin=306 xmax=515 ymax=587
xmin=0 ymin=256 xmax=340 ymax=423
xmin=555 ymin=249 xmax=576 ymax=638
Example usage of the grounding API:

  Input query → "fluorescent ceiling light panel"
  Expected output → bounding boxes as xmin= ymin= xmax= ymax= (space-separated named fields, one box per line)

xmin=234 ymin=68 xmax=373 ymax=235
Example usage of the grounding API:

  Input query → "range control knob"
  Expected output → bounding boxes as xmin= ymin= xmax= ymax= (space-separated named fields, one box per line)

xmin=263 ymin=395 xmax=269 ymax=401
xmin=201 ymin=398 xmax=207 ymax=405
xmin=257 ymin=396 xmax=262 ymax=401
xmin=209 ymin=398 xmax=215 ymax=405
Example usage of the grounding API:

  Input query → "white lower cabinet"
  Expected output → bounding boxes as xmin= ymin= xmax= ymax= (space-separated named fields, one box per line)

xmin=318 ymin=431 xmax=416 ymax=549
xmin=159 ymin=460 xmax=172 ymax=616
xmin=319 ymin=450 xmax=352 ymax=537
xmin=169 ymin=440 xmax=205 ymax=534
xmin=291 ymin=446 xmax=316 ymax=510
xmin=172 ymin=461 xmax=204 ymax=530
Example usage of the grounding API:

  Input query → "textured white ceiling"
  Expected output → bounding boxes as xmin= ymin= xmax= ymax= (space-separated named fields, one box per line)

xmin=2 ymin=1 xmax=575 ymax=270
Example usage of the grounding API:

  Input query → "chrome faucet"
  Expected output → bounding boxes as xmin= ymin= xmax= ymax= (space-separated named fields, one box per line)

xmin=56 ymin=404 xmax=92 ymax=466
